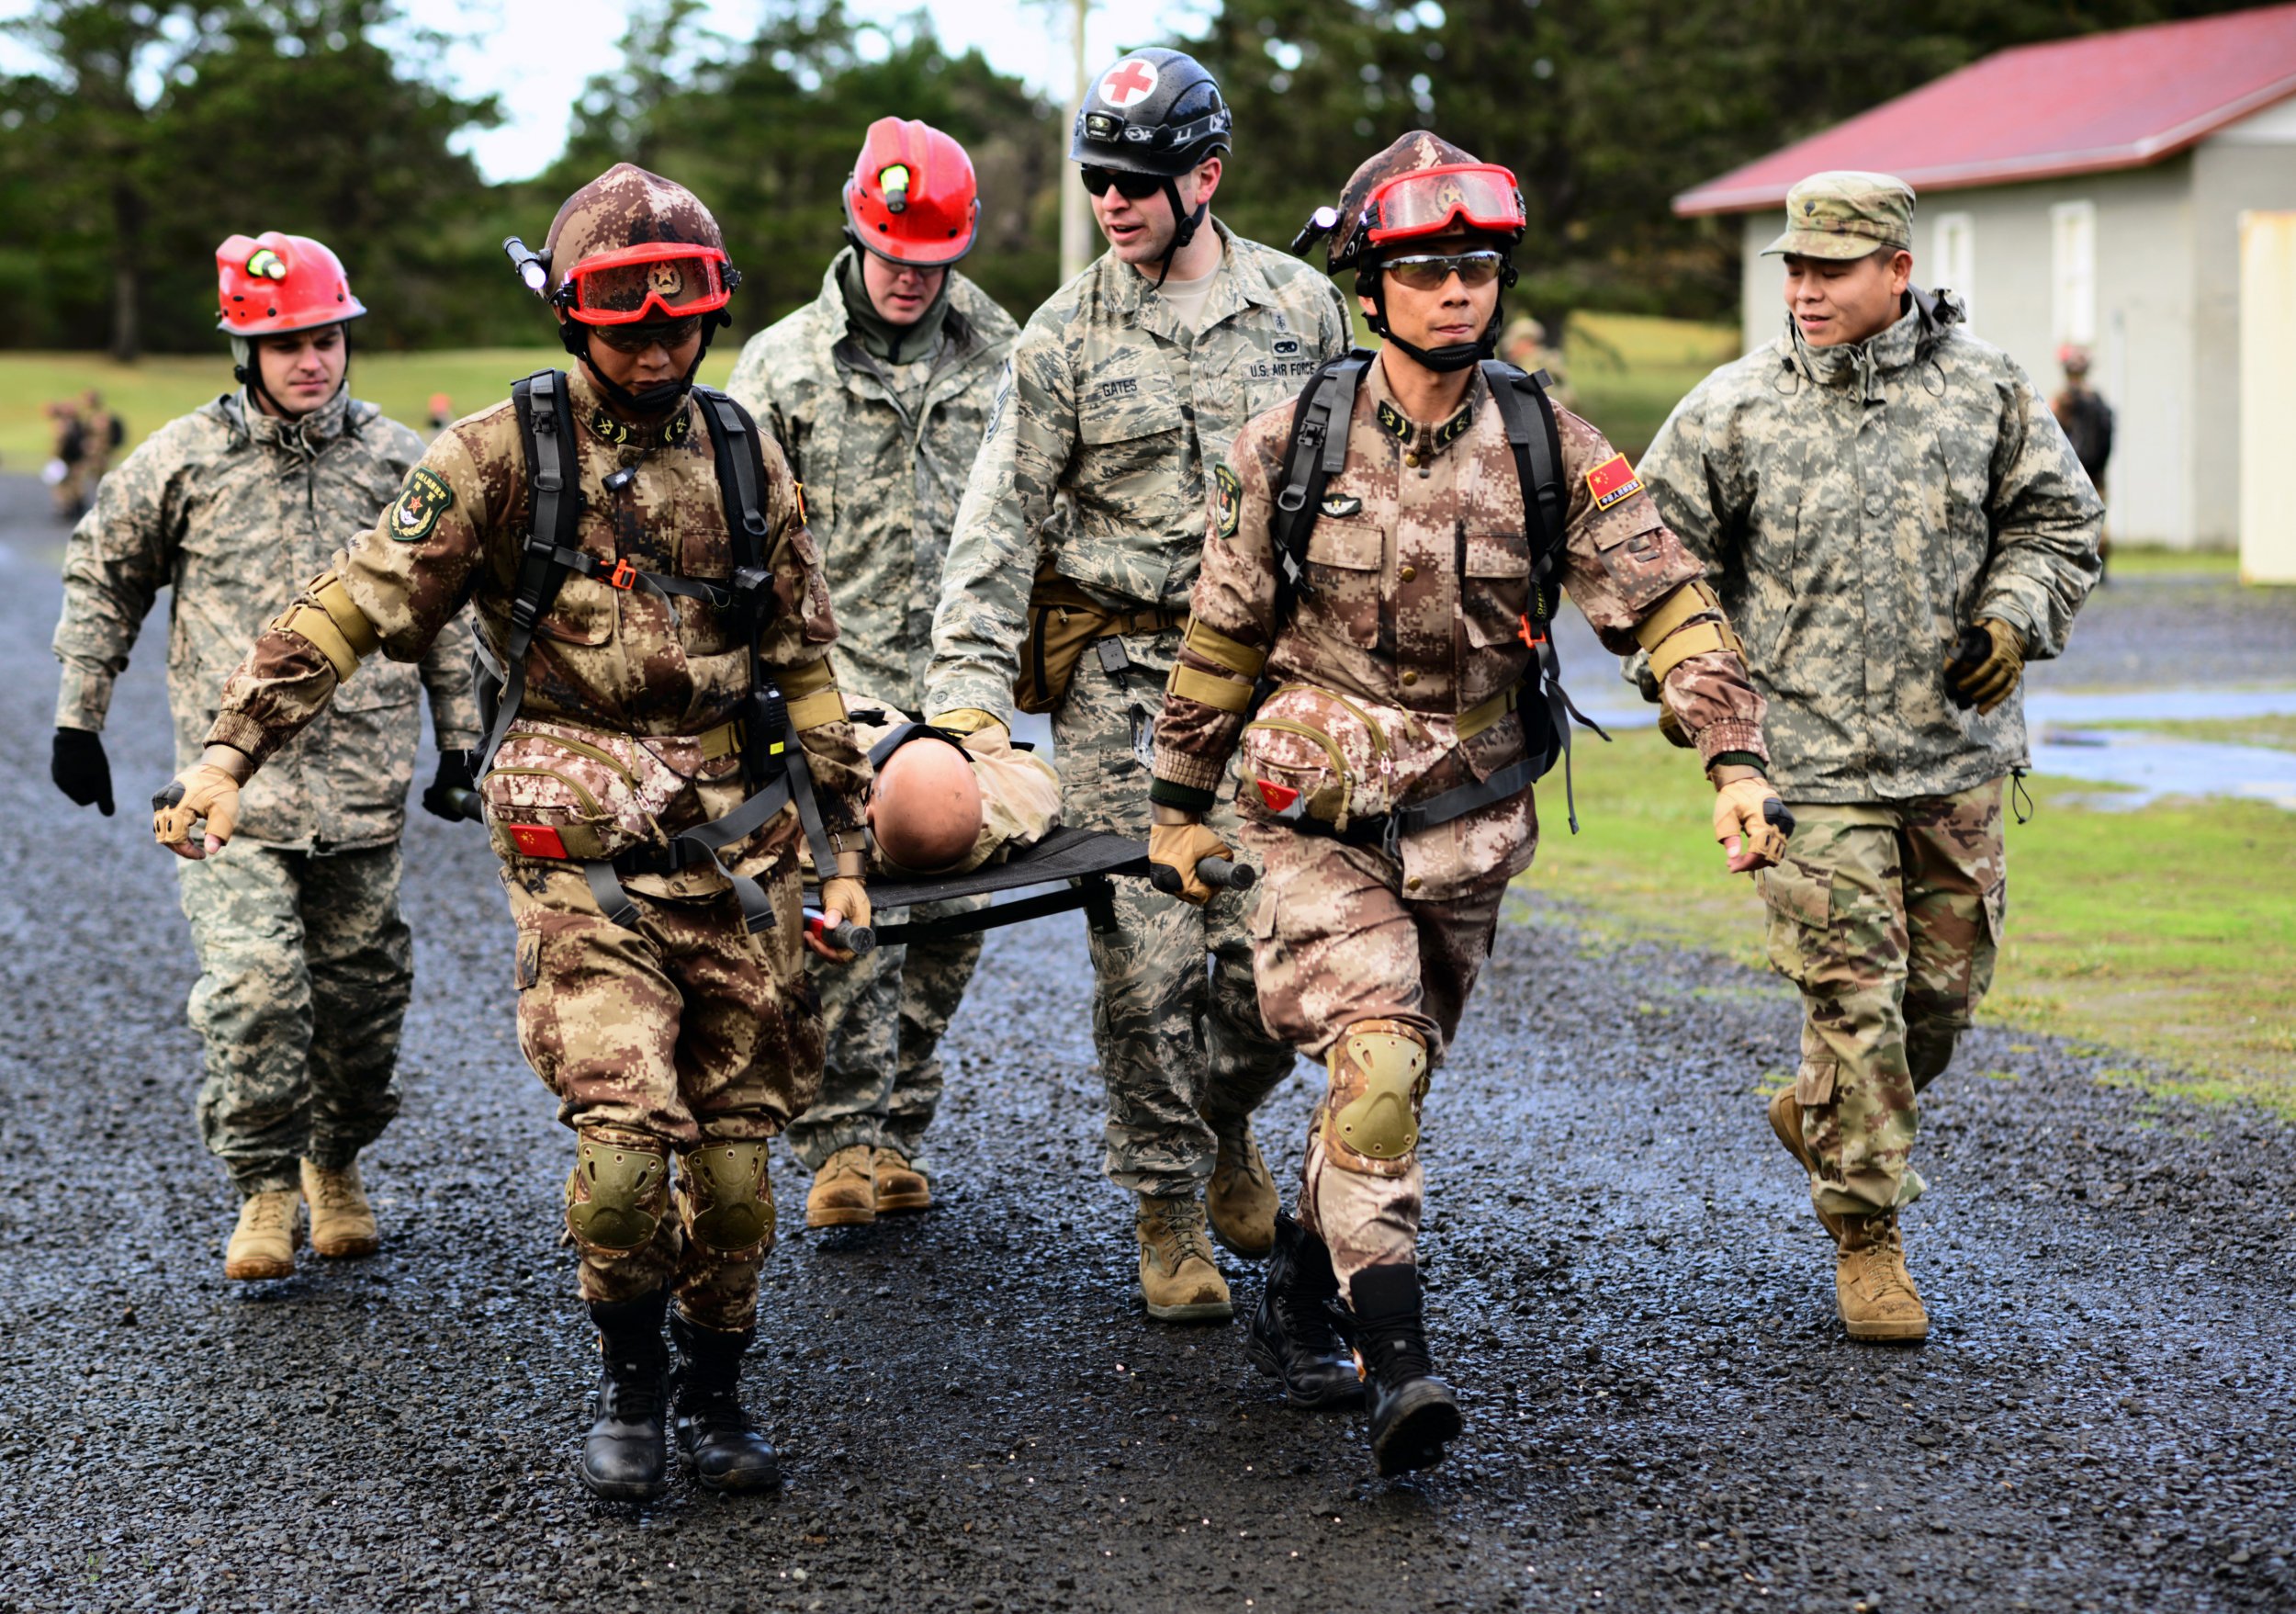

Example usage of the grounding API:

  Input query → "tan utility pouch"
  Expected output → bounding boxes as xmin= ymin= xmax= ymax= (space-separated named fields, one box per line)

xmin=1237 ymin=683 xmax=1393 ymax=832
xmin=1013 ymin=558 xmax=1187 ymax=714
xmin=481 ymin=720 xmax=704 ymax=863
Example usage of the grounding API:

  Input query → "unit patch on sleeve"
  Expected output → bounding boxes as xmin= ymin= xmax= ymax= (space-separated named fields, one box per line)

xmin=388 ymin=467 xmax=455 ymax=542
xmin=1213 ymin=463 xmax=1243 ymax=539
xmin=1585 ymin=453 xmax=1644 ymax=512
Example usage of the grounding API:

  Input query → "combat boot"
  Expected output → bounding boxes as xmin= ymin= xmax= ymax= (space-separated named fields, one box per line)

xmin=805 ymin=1145 xmax=875 ymax=1228
xmin=1135 ymin=1193 xmax=1232 ymax=1322
xmin=580 ymin=1291 xmax=670 ymax=1501
xmin=1766 ymin=1087 xmax=1847 ymax=1242
xmin=224 ymin=1188 xmax=302 ymax=1280
xmin=872 ymin=1147 xmax=930 ymax=1213
xmin=1246 ymin=1213 xmax=1364 ymax=1409
xmin=300 ymin=1158 xmax=380 ymax=1258
xmin=1205 ymin=1120 xmax=1277 ymax=1258
xmin=1349 ymin=1263 xmax=1462 ymax=1476
xmin=1835 ymin=1211 xmax=1929 ymax=1343
xmin=669 ymin=1312 xmax=782 ymax=1494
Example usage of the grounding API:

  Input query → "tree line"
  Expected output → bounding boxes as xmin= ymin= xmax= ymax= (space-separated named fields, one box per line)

xmin=0 ymin=0 xmax=2265 ymax=358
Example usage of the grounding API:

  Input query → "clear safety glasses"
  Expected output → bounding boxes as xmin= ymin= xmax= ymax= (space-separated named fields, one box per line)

xmin=562 ymin=243 xmax=733 ymax=325
xmin=1365 ymin=164 xmax=1526 ymax=245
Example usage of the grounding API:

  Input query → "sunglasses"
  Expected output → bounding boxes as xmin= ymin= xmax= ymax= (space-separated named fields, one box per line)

xmin=590 ymin=315 xmax=704 ymax=354
xmin=1079 ymin=166 xmax=1166 ymax=201
xmin=1382 ymin=250 xmax=1508 ymax=291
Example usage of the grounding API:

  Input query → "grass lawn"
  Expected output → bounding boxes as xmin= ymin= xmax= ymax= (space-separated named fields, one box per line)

xmin=1521 ymin=725 xmax=2296 ymax=1117
xmin=1563 ymin=311 xmax=1741 ymax=462
xmin=2090 ymin=715 xmax=2296 ymax=752
xmin=2107 ymin=546 xmax=2242 ymax=578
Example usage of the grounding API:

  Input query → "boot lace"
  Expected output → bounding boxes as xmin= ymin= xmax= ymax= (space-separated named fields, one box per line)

xmin=307 ymin=1168 xmax=359 ymax=1210
xmin=243 ymin=1193 xmax=295 ymax=1233
xmin=1150 ymin=1199 xmax=1218 ymax=1269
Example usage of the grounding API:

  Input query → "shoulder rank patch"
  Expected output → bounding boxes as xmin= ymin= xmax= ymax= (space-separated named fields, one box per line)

xmin=1213 ymin=463 xmax=1243 ymax=539
xmin=1435 ymin=401 xmax=1473 ymax=448
xmin=1586 ymin=453 xmax=1644 ymax=511
xmin=388 ymin=467 xmax=454 ymax=543
xmin=1375 ymin=400 xmax=1411 ymax=443
xmin=1319 ymin=494 xmax=1363 ymax=518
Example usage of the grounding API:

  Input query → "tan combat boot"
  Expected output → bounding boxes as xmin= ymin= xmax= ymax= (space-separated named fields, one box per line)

xmin=1135 ymin=1193 xmax=1232 ymax=1322
xmin=224 ymin=1189 xmax=303 ymax=1281
xmin=1205 ymin=1123 xmax=1277 ymax=1258
xmin=1766 ymin=1087 xmax=1847 ymax=1242
xmin=872 ymin=1147 xmax=930 ymax=1213
xmin=301 ymin=1159 xmax=381 ymax=1258
xmin=1836 ymin=1211 xmax=1930 ymax=1342
xmin=805 ymin=1146 xmax=876 ymax=1228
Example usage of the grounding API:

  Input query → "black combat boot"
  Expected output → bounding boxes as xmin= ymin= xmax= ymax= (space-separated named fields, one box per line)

xmin=1246 ymin=1213 xmax=1365 ymax=1409
xmin=669 ymin=1312 xmax=782 ymax=1494
xmin=580 ymin=1291 xmax=670 ymax=1502
xmin=1349 ymin=1263 xmax=1462 ymax=1477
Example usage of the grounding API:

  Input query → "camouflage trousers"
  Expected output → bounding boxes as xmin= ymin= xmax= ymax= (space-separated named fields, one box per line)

xmin=786 ymin=895 xmax=988 ymax=1178
xmin=501 ymin=858 xmax=824 ymax=1332
xmin=177 ymin=841 xmax=411 ymax=1196
xmin=1238 ymin=823 xmax=1511 ymax=1303
xmin=1059 ymin=636 xmax=1295 ymax=1198
xmin=1761 ymin=779 xmax=2006 ymax=1221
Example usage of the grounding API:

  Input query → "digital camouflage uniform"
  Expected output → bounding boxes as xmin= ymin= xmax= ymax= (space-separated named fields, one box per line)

xmin=52 ymin=385 xmax=479 ymax=1195
xmin=927 ymin=220 xmax=1354 ymax=1196
xmin=1641 ymin=291 xmax=2101 ymax=1222
xmin=202 ymin=361 xmax=868 ymax=1330
xmin=1154 ymin=356 xmax=1769 ymax=1299
xmin=728 ymin=250 xmax=1019 ymax=1179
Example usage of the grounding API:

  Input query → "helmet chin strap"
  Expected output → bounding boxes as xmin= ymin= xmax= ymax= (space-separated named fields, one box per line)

xmin=1151 ymin=178 xmax=1209 ymax=288
xmin=1356 ymin=264 xmax=1511 ymax=374
xmin=231 ymin=330 xmax=352 ymax=419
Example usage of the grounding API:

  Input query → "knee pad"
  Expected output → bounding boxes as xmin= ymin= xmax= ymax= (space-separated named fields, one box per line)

xmin=564 ymin=1133 xmax=670 ymax=1255
xmin=679 ymin=1141 xmax=776 ymax=1256
xmin=1322 ymin=1019 xmax=1429 ymax=1179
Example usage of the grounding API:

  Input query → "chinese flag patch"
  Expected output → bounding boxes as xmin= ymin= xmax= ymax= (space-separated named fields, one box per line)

xmin=1586 ymin=453 xmax=1644 ymax=511
xmin=508 ymin=824 xmax=570 ymax=859
xmin=1255 ymin=779 xmax=1300 ymax=814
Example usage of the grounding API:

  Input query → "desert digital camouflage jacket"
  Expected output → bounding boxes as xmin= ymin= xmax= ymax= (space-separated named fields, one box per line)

xmin=727 ymin=254 xmax=1019 ymax=711
xmin=1638 ymin=293 xmax=2101 ymax=802
xmin=1154 ymin=356 xmax=1767 ymax=901
xmin=925 ymin=220 xmax=1354 ymax=717
xmin=204 ymin=367 xmax=867 ymax=892
xmin=53 ymin=387 xmax=479 ymax=851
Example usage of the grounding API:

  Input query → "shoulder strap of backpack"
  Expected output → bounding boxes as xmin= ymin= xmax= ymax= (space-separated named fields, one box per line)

xmin=1481 ymin=359 xmax=1567 ymax=625
xmin=692 ymin=385 xmax=772 ymax=593
xmin=475 ymin=369 xmax=582 ymax=773
xmin=1269 ymin=350 xmax=1372 ymax=625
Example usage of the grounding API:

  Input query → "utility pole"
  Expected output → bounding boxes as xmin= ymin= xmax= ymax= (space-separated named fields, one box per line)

xmin=1059 ymin=0 xmax=1093 ymax=282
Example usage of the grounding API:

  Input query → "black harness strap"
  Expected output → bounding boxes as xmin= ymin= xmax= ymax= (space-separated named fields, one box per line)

xmin=474 ymin=369 xmax=583 ymax=775
xmin=1269 ymin=352 xmax=1371 ymax=622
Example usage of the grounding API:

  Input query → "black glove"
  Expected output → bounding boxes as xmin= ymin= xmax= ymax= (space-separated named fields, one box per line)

xmin=420 ymin=750 xmax=478 ymax=822
xmin=52 ymin=728 xmax=114 ymax=816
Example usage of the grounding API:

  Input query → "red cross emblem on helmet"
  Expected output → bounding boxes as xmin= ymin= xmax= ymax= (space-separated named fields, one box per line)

xmin=1099 ymin=58 xmax=1159 ymax=108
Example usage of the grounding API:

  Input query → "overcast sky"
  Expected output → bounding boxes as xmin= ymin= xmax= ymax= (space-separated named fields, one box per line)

xmin=0 ymin=0 xmax=1213 ymax=183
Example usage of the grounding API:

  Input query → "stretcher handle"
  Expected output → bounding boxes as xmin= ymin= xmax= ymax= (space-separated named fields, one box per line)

xmin=445 ymin=789 xmax=487 ymax=824
xmin=1148 ymin=855 xmax=1257 ymax=896
xmin=805 ymin=908 xmax=877 ymax=956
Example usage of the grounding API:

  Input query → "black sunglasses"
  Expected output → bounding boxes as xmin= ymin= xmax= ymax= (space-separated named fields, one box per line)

xmin=1080 ymin=166 xmax=1166 ymax=201
xmin=1383 ymin=250 xmax=1509 ymax=292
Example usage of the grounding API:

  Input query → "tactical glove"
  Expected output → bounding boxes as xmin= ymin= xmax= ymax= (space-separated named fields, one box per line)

xmin=1713 ymin=776 xmax=1790 ymax=874
xmin=1945 ymin=617 xmax=2025 ymax=716
xmin=152 ymin=762 xmax=243 ymax=860
xmin=815 ymin=876 xmax=872 ymax=962
xmin=421 ymin=750 xmax=478 ymax=822
xmin=928 ymin=707 xmax=1008 ymax=742
xmin=1148 ymin=819 xmax=1232 ymax=907
xmin=51 ymin=728 xmax=114 ymax=816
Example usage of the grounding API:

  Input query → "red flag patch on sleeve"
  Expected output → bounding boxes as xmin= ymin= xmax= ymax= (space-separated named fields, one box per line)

xmin=1586 ymin=453 xmax=1644 ymax=511
xmin=507 ymin=824 xmax=569 ymax=860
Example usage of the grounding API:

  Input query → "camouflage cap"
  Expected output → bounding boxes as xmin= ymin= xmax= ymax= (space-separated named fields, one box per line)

xmin=1329 ymin=130 xmax=1485 ymax=274
xmin=1761 ymin=171 xmax=1915 ymax=259
xmin=543 ymin=163 xmax=727 ymax=295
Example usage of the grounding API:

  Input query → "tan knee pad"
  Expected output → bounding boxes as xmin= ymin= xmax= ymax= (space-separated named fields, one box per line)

xmin=1322 ymin=1019 xmax=1430 ymax=1179
xmin=564 ymin=1132 xmax=670 ymax=1255
xmin=679 ymin=1141 xmax=776 ymax=1256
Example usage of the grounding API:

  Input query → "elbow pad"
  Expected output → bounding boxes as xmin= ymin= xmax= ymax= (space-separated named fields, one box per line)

xmin=780 ymin=655 xmax=848 ymax=730
xmin=1167 ymin=618 xmax=1263 ymax=713
xmin=1633 ymin=580 xmax=1745 ymax=683
xmin=270 ymin=570 xmax=381 ymax=682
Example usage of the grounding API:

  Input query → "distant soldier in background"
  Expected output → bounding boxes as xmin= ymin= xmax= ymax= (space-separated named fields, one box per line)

xmin=1499 ymin=313 xmax=1574 ymax=412
xmin=2051 ymin=345 xmax=2114 ymax=582
xmin=45 ymin=400 xmax=87 ymax=518
xmin=79 ymin=389 xmax=123 ymax=491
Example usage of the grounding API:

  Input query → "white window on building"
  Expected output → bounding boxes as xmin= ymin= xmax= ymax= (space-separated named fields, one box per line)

xmin=1932 ymin=211 xmax=1976 ymax=325
xmin=2053 ymin=200 xmax=2098 ymax=346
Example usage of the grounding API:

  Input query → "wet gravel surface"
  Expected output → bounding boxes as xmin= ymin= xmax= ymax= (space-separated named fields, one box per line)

xmin=3 ymin=473 xmax=2293 ymax=1612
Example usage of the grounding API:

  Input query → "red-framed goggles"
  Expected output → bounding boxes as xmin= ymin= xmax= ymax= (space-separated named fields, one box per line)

xmin=1364 ymin=164 xmax=1526 ymax=246
xmin=558 ymin=242 xmax=736 ymax=325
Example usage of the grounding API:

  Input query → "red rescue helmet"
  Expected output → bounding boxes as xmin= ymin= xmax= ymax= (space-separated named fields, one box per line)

xmin=215 ymin=231 xmax=366 ymax=336
xmin=843 ymin=118 xmax=979 ymax=268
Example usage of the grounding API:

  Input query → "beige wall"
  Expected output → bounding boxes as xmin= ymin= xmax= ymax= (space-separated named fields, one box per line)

xmin=2193 ymin=129 xmax=2296 ymax=547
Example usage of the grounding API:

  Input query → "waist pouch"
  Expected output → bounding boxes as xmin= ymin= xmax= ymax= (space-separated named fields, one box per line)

xmin=481 ymin=718 xmax=741 ymax=863
xmin=1014 ymin=558 xmax=1187 ymax=714
xmin=1237 ymin=683 xmax=1394 ymax=833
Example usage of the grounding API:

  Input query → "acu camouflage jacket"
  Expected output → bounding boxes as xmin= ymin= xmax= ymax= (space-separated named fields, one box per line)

xmin=925 ymin=220 xmax=1355 ymax=719
xmin=727 ymin=254 xmax=1019 ymax=712
xmin=52 ymin=388 xmax=479 ymax=852
xmin=1639 ymin=294 xmax=2101 ymax=803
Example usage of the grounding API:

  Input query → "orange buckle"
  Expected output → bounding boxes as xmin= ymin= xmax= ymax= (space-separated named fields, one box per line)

xmin=1517 ymin=614 xmax=1547 ymax=649
xmin=606 ymin=558 xmax=637 ymax=591
xmin=508 ymin=824 xmax=570 ymax=859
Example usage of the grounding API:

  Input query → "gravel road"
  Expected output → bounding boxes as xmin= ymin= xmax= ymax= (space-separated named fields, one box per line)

xmin=2 ymin=474 xmax=2290 ymax=1612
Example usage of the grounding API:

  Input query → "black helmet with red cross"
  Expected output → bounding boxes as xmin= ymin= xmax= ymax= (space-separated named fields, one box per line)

xmin=1069 ymin=48 xmax=1232 ymax=178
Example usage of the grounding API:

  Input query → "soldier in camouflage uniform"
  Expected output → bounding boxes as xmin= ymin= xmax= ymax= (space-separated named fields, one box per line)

xmin=151 ymin=167 xmax=872 ymax=1501
xmin=50 ymin=231 xmax=479 ymax=1284
xmin=925 ymin=49 xmax=1354 ymax=1322
xmin=1152 ymin=133 xmax=1783 ymax=1473
xmin=1638 ymin=172 xmax=2102 ymax=1342
xmin=728 ymin=118 xmax=1019 ymax=1227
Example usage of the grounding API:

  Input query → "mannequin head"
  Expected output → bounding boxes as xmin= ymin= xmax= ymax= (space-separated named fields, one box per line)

xmin=869 ymin=738 xmax=983 ymax=874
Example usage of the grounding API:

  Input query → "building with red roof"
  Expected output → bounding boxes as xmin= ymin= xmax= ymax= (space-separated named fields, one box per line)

xmin=1675 ymin=5 xmax=2296 ymax=550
